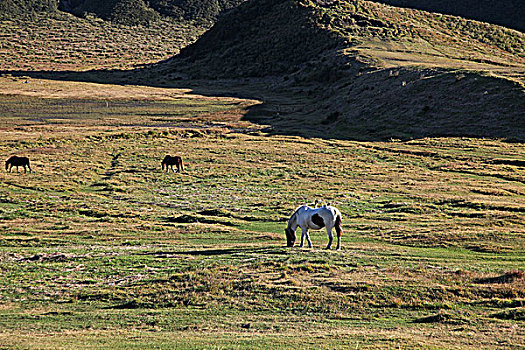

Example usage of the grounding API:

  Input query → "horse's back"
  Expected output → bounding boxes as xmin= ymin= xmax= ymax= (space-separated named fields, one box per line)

xmin=7 ymin=156 xmax=29 ymax=165
xmin=162 ymin=155 xmax=181 ymax=164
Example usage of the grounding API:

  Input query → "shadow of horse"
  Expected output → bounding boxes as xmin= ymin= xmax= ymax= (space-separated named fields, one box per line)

xmin=6 ymin=156 xmax=31 ymax=173
xmin=140 ymin=246 xmax=290 ymax=258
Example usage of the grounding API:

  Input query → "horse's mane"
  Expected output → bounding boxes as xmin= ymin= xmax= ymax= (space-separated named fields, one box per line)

xmin=288 ymin=205 xmax=305 ymax=226
xmin=288 ymin=204 xmax=314 ymax=226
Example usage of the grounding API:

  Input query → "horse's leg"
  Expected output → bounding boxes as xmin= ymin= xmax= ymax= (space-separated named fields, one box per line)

xmin=301 ymin=227 xmax=313 ymax=248
xmin=299 ymin=227 xmax=305 ymax=247
xmin=306 ymin=229 xmax=313 ymax=248
xmin=325 ymin=227 xmax=333 ymax=249
xmin=299 ymin=227 xmax=312 ymax=247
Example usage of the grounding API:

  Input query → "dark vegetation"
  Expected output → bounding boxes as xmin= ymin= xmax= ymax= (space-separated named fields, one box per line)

xmin=1 ymin=0 xmax=246 ymax=25
xmin=0 ymin=0 xmax=57 ymax=17
xmin=177 ymin=0 xmax=344 ymax=77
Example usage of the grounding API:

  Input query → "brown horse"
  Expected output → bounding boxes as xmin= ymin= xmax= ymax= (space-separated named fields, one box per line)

xmin=6 ymin=156 xmax=31 ymax=173
xmin=161 ymin=155 xmax=184 ymax=173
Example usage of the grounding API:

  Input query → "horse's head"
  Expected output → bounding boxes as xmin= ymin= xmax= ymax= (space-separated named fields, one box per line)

xmin=284 ymin=227 xmax=296 ymax=247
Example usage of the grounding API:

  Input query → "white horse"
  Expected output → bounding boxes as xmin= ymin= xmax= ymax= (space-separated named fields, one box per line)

xmin=285 ymin=204 xmax=343 ymax=249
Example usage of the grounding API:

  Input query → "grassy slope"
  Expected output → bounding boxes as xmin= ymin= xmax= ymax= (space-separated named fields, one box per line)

xmin=0 ymin=76 xmax=523 ymax=349
xmin=0 ymin=11 xmax=204 ymax=71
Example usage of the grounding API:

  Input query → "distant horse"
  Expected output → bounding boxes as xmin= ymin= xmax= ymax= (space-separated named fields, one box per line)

xmin=285 ymin=204 xmax=343 ymax=249
xmin=5 ymin=156 xmax=31 ymax=173
xmin=161 ymin=155 xmax=184 ymax=173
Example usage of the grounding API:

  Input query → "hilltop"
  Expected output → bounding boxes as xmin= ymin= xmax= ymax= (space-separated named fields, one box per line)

xmin=375 ymin=0 xmax=525 ymax=33
xmin=152 ymin=0 xmax=525 ymax=141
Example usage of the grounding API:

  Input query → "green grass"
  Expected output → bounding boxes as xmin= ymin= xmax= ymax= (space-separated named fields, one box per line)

xmin=0 ymin=77 xmax=523 ymax=349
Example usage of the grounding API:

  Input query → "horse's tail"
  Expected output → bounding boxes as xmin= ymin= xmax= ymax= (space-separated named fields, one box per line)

xmin=179 ymin=158 xmax=184 ymax=172
xmin=334 ymin=210 xmax=343 ymax=238
xmin=5 ymin=160 xmax=8 ymax=171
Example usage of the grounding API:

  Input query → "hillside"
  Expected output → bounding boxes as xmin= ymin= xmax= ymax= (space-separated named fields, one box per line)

xmin=155 ymin=0 xmax=525 ymax=141
xmin=0 ymin=11 xmax=204 ymax=71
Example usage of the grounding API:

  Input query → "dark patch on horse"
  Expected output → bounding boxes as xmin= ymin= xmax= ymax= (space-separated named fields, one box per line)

xmin=5 ymin=156 xmax=31 ymax=173
xmin=311 ymin=214 xmax=325 ymax=228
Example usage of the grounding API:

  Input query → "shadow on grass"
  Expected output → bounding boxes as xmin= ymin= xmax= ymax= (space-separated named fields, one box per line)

xmin=142 ymin=246 xmax=290 ymax=257
xmin=3 ymin=66 xmax=525 ymax=142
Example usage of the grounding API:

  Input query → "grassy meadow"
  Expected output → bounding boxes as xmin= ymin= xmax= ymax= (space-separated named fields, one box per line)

xmin=0 ymin=75 xmax=523 ymax=349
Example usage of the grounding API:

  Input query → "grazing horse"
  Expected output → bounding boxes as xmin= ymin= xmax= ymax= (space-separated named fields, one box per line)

xmin=161 ymin=155 xmax=184 ymax=173
xmin=285 ymin=204 xmax=343 ymax=249
xmin=5 ymin=156 xmax=31 ymax=173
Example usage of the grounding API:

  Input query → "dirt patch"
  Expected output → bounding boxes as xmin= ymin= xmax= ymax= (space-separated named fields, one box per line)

xmin=16 ymin=252 xmax=82 ymax=262
xmin=414 ymin=312 xmax=468 ymax=324
xmin=166 ymin=214 xmax=237 ymax=226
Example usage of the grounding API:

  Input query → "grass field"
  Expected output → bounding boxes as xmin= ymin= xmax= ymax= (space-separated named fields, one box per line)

xmin=0 ymin=75 xmax=523 ymax=349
